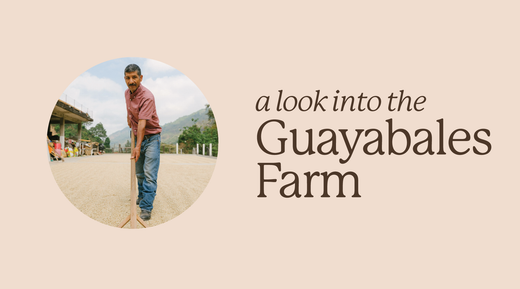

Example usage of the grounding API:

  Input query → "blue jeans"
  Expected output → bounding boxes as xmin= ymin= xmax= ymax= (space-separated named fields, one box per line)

xmin=134 ymin=133 xmax=161 ymax=211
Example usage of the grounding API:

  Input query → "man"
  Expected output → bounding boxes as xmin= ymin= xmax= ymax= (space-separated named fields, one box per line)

xmin=124 ymin=64 xmax=162 ymax=221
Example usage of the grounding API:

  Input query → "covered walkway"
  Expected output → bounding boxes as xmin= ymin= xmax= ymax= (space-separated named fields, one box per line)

xmin=48 ymin=99 xmax=93 ymax=157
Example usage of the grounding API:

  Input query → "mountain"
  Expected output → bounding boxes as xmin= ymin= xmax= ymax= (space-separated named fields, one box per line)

xmin=161 ymin=108 xmax=210 ymax=144
xmin=108 ymin=126 xmax=132 ymax=148
xmin=108 ymin=108 xmax=209 ymax=148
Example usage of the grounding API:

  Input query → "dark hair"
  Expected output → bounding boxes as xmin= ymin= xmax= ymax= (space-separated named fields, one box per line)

xmin=124 ymin=64 xmax=141 ymax=76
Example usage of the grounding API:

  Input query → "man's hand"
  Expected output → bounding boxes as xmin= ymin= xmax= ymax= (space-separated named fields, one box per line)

xmin=131 ymin=146 xmax=141 ymax=162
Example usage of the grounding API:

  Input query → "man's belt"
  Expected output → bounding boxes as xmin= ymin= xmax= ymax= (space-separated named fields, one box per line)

xmin=143 ymin=133 xmax=160 ymax=140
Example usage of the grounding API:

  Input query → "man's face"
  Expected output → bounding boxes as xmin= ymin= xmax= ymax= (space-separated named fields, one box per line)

xmin=124 ymin=71 xmax=143 ymax=93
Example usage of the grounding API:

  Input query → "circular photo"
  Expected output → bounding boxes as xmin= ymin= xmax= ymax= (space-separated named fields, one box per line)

xmin=47 ymin=57 xmax=218 ymax=229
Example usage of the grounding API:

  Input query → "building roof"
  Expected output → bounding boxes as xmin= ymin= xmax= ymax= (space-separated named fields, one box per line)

xmin=49 ymin=99 xmax=93 ymax=124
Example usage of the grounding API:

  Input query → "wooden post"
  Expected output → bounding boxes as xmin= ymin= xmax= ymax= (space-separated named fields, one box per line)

xmin=118 ymin=130 xmax=147 ymax=229
xmin=60 ymin=118 xmax=66 ymax=151
xmin=77 ymin=123 xmax=82 ymax=155
xmin=130 ymin=132 xmax=137 ymax=228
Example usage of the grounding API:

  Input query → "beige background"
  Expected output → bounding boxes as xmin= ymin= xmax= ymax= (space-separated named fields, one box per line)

xmin=2 ymin=1 xmax=519 ymax=288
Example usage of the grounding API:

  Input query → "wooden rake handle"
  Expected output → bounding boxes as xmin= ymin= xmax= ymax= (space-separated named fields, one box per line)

xmin=118 ymin=130 xmax=147 ymax=228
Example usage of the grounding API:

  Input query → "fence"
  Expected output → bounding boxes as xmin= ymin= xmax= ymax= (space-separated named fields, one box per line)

xmin=193 ymin=143 xmax=217 ymax=157
xmin=60 ymin=93 xmax=93 ymax=118
xmin=111 ymin=143 xmax=217 ymax=156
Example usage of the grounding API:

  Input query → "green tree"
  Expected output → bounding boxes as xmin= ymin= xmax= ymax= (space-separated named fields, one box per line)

xmin=52 ymin=122 xmax=107 ymax=144
xmin=104 ymin=137 xmax=111 ymax=148
xmin=178 ymin=105 xmax=219 ymax=156
xmin=203 ymin=104 xmax=218 ymax=156
xmin=89 ymin=122 xmax=107 ymax=143
xmin=178 ymin=118 xmax=202 ymax=153
xmin=52 ymin=123 xmax=88 ymax=140
xmin=125 ymin=140 xmax=131 ymax=147
xmin=205 ymin=104 xmax=215 ymax=123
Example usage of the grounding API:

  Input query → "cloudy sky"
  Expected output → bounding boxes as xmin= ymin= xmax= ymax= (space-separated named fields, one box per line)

xmin=60 ymin=57 xmax=208 ymax=136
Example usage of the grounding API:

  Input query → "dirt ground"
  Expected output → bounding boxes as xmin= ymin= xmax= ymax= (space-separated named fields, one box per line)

xmin=49 ymin=153 xmax=216 ymax=229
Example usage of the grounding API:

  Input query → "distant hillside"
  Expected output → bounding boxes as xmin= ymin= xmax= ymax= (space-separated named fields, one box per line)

xmin=108 ymin=126 xmax=131 ymax=148
xmin=161 ymin=109 xmax=209 ymax=144
xmin=108 ymin=108 xmax=209 ymax=148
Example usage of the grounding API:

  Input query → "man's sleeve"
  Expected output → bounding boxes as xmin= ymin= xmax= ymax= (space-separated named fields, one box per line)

xmin=124 ymin=96 xmax=132 ymax=122
xmin=138 ymin=97 xmax=156 ymax=120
